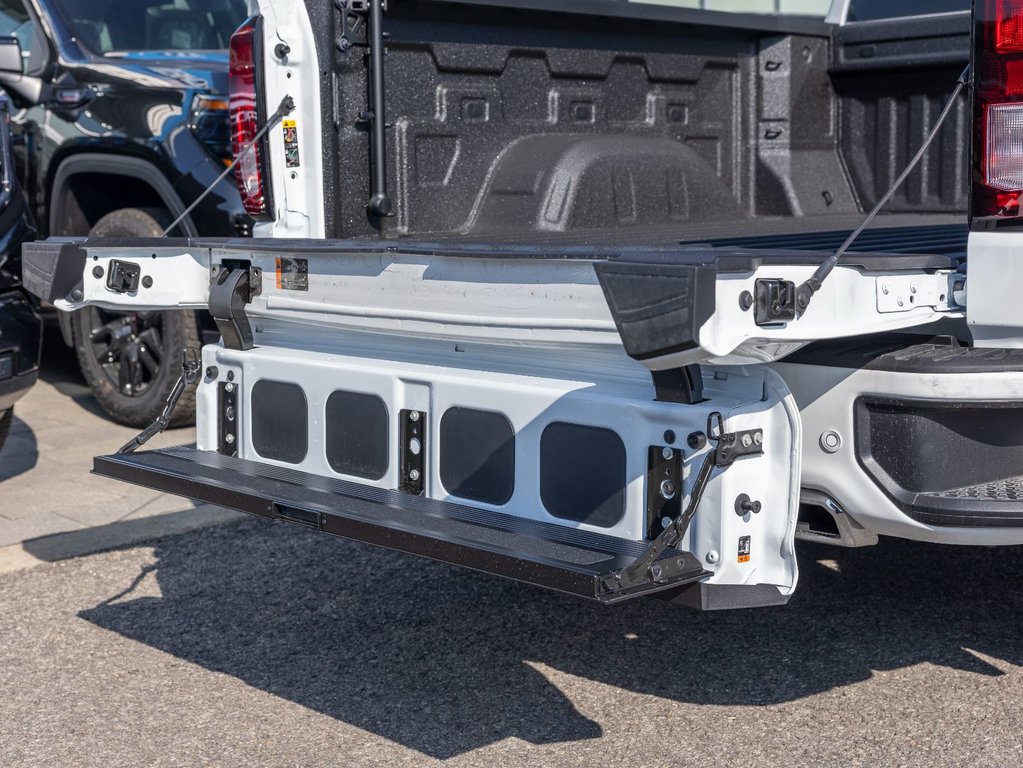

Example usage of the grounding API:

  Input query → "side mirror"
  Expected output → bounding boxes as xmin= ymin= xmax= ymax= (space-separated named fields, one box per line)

xmin=0 ymin=37 xmax=23 ymax=76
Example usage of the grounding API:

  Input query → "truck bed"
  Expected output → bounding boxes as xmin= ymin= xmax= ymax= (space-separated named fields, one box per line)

xmin=302 ymin=0 xmax=969 ymax=248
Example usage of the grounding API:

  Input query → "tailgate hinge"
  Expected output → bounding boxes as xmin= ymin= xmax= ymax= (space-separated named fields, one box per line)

xmin=606 ymin=412 xmax=764 ymax=593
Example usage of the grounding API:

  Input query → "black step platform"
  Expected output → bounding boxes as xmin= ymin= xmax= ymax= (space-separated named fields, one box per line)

xmin=94 ymin=447 xmax=709 ymax=603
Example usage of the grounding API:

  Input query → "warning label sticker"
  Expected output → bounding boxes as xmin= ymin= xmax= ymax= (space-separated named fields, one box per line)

xmin=276 ymin=256 xmax=308 ymax=291
xmin=283 ymin=119 xmax=300 ymax=168
xmin=737 ymin=536 xmax=751 ymax=564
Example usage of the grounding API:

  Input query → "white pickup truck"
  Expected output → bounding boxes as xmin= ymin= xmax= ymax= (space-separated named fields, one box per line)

xmin=19 ymin=0 xmax=1023 ymax=609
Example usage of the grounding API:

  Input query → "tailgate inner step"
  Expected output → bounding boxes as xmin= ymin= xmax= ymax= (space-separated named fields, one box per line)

xmin=93 ymin=446 xmax=709 ymax=603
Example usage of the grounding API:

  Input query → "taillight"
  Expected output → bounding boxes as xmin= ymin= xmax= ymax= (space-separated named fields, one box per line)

xmin=229 ymin=16 xmax=273 ymax=219
xmin=974 ymin=0 xmax=1023 ymax=223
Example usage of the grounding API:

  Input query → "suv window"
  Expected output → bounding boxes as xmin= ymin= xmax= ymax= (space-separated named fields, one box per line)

xmin=53 ymin=0 xmax=247 ymax=54
xmin=845 ymin=0 xmax=969 ymax=22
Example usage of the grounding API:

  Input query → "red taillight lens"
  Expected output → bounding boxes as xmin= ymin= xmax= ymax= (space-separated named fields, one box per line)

xmin=229 ymin=16 xmax=271 ymax=219
xmin=998 ymin=0 xmax=1023 ymax=51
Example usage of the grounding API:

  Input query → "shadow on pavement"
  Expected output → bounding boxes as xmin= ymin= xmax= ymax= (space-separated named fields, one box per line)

xmin=37 ymin=323 xmax=109 ymax=420
xmin=0 ymin=415 xmax=38 ymax=481
xmin=18 ymin=504 xmax=232 ymax=564
xmin=79 ymin=519 xmax=1023 ymax=759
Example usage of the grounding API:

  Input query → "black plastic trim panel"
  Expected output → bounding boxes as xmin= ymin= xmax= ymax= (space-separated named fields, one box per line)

xmin=93 ymin=447 xmax=709 ymax=603
xmin=855 ymin=397 xmax=1023 ymax=528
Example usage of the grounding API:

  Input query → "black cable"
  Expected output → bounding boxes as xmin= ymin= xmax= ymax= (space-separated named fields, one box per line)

xmin=794 ymin=65 xmax=970 ymax=315
xmin=160 ymin=95 xmax=295 ymax=237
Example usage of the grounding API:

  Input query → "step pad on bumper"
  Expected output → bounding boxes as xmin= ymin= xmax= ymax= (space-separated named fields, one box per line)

xmin=93 ymin=447 xmax=709 ymax=603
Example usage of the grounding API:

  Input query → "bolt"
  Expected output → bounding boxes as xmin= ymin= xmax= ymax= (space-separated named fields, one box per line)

xmin=741 ymin=433 xmax=753 ymax=448
xmin=663 ymin=429 xmax=676 ymax=445
xmin=661 ymin=516 xmax=672 ymax=529
xmin=68 ymin=289 xmax=83 ymax=302
xmin=649 ymin=563 xmax=664 ymax=581
xmin=409 ymin=411 xmax=420 ymax=422
xmin=660 ymin=479 xmax=676 ymax=500
xmin=409 ymin=469 xmax=420 ymax=482
xmin=706 ymin=550 xmax=720 ymax=564
xmin=735 ymin=494 xmax=762 ymax=516
xmin=687 ymin=431 xmax=706 ymax=450
xmin=141 ymin=275 xmax=153 ymax=289
xmin=275 ymin=42 xmax=291 ymax=59
xmin=661 ymin=446 xmax=674 ymax=460
xmin=224 ymin=382 xmax=235 ymax=393
xmin=225 ymin=433 xmax=235 ymax=445
xmin=225 ymin=405 xmax=235 ymax=422
xmin=739 ymin=290 xmax=754 ymax=311
xmin=92 ymin=265 xmax=104 ymax=279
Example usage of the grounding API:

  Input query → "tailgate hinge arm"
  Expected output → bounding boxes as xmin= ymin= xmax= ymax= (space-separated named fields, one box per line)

xmin=609 ymin=412 xmax=764 ymax=591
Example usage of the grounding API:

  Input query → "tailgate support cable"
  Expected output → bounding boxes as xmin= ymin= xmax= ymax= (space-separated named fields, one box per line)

xmin=794 ymin=65 xmax=971 ymax=316
xmin=160 ymin=95 xmax=296 ymax=238
xmin=118 ymin=347 xmax=201 ymax=454
xmin=607 ymin=412 xmax=764 ymax=591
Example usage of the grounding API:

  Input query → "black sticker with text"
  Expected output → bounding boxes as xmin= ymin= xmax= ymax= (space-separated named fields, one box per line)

xmin=738 ymin=535 xmax=751 ymax=564
xmin=276 ymin=256 xmax=308 ymax=291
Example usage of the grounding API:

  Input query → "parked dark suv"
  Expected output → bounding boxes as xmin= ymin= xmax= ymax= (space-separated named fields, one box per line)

xmin=0 ymin=0 xmax=247 ymax=427
xmin=0 ymin=85 xmax=40 ymax=455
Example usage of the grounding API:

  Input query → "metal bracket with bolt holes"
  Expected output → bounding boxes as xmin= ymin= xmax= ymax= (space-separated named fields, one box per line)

xmin=607 ymin=412 xmax=765 ymax=592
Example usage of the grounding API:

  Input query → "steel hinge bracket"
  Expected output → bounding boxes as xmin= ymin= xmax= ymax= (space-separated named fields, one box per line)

xmin=604 ymin=412 xmax=764 ymax=594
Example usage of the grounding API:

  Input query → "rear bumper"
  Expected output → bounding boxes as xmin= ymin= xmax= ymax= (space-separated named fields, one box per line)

xmin=0 ymin=288 xmax=42 ymax=412
xmin=776 ymin=336 xmax=1023 ymax=542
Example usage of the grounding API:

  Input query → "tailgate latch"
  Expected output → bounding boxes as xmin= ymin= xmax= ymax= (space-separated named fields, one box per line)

xmin=753 ymin=278 xmax=797 ymax=325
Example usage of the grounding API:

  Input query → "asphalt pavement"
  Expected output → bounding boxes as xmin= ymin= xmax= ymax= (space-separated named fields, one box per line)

xmin=1 ymin=335 xmax=1022 ymax=767
xmin=2 ymin=519 xmax=1023 ymax=767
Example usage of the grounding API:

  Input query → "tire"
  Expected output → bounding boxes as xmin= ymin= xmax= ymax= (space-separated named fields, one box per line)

xmin=0 ymin=408 xmax=11 ymax=455
xmin=71 ymin=208 xmax=199 ymax=429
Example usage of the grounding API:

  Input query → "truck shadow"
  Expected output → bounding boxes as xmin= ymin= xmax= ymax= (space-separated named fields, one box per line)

xmin=0 ymin=415 xmax=38 ymax=481
xmin=79 ymin=519 xmax=1023 ymax=759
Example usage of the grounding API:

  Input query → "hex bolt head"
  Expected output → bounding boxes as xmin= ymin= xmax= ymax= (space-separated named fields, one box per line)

xmin=649 ymin=563 xmax=664 ymax=582
xmin=661 ymin=446 xmax=674 ymax=460
xmin=225 ymin=433 xmax=235 ymax=445
xmin=141 ymin=275 xmax=153 ymax=289
xmin=687 ymin=431 xmax=706 ymax=450
xmin=224 ymin=382 xmax=235 ymax=393
xmin=660 ymin=516 xmax=672 ymax=530
xmin=660 ymin=480 xmax=676 ymax=500
xmin=753 ymin=431 xmax=764 ymax=446
xmin=409 ymin=469 xmax=421 ymax=481
xmin=706 ymin=550 xmax=720 ymax=564
xmin=741 ymin=433 xmax=753 ymax=448
xmin=92 ymin=265 xmax=104 ymax=279
xmin=409 ymin=411 xmax=420 ymax=422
